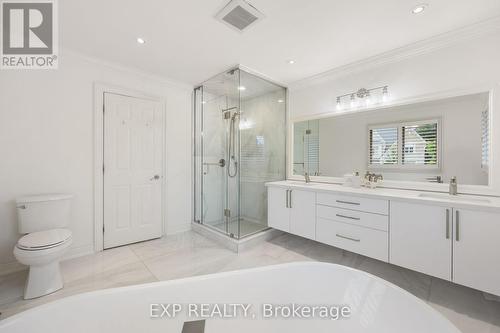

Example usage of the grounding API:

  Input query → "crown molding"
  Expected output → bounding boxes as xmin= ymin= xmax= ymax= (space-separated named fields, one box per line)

xmin=60 ymin=47 xmax=194 ymax=91
xmin=289 ymin=15 xmax=500 ymax=91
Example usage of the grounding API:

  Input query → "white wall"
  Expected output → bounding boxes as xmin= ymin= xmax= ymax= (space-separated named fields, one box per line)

xmin=317 ymin=93 xmax=488 ymax=185
xmin=289 ymin=30 xmax=500 ymax=120
xmin=0 ymin=50 xmax=192 ymax=273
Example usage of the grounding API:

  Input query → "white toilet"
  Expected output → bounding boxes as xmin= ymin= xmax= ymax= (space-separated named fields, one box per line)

xmin=13 ymin=194 xmax=73 ymax=299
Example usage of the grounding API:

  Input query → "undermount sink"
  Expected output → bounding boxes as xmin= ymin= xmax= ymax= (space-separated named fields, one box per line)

xmin=287 ymin=181 xmax=321 ymax=186
xmin=418 ymin=192 xmax=491 ymax=204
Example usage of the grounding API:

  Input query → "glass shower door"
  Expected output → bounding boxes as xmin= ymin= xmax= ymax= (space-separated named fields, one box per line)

xmin=201 ymin=94 xmax=229 ymax=234
xmin=198 ymin=69 xmax=241 ymax=237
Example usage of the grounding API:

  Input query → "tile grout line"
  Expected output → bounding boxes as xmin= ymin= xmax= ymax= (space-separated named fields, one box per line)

xmin=127 ymin=245 xmax=160 ymax=282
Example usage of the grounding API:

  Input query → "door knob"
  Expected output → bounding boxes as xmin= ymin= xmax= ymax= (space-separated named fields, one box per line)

xmin=150 ymin=175 xmax=160 ymax=181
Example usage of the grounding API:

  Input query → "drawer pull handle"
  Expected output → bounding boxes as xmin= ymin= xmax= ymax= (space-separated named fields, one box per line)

xmin=336 ymin=200 xmax=360 ymax=206
xmin=455 ymin=210 xmax=460 ymax=242
xmin=336 ymin=214 xmax=360 ymax=221
xmin=336 ymin=234 xmax=360 ymax=242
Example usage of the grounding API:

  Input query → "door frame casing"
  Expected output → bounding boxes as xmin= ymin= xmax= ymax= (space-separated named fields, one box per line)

xmin=93 ymin=82 xmax=167 ymax=252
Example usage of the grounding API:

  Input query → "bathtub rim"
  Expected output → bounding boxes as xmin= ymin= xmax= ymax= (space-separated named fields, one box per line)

xmin=0 ymin=261 xmax=459 ymax=331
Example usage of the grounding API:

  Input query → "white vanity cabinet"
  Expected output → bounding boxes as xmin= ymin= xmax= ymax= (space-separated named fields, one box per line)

xmin=267 ymin=186 xmax=316 ymax=239
xmin=391 ymin=202 xmax=500 ymax=295
xmin=289 ymin=189 xmax=316 ymax=239
xmin=316 ymin=193 xmax=389 ymax=262
xmin=267 ymin=181 xmax=500 ymax=296
xmin=453 ymin=209 xmax=500 ymax=296
xmin=268 ymin=187 xmax=290 ymax=232
xmin=390 ymin=202 xmax=453 ymax=280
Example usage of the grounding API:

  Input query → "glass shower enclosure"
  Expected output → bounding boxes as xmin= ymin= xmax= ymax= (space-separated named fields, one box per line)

xmin=193 ymin=68 xmax=287 ymax=239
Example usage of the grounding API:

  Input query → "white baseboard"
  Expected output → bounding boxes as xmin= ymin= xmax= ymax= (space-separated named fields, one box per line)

xmin=166 ymin=223 xmax=192 ymax=235
xmin=0 ymin=244 xmax=95 ymax=277
xmin=63 ymin=244 xmax=94 ymax=261
xmin=0 ymin=261 xmax=26 ymax=276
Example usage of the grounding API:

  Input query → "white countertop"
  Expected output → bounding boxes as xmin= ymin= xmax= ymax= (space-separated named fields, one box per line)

xmin=266 ymin=180 xmax=500 ymax=212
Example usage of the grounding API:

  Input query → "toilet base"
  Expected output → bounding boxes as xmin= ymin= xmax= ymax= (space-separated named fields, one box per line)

xmin=24 ymin=261 xmax=63 ymax=299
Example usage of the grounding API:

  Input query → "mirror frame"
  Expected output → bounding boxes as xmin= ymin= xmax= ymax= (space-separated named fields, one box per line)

xmin=287 ymin=84 xmax=500 ymax=196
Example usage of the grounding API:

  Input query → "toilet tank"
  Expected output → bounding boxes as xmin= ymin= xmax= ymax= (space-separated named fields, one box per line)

xmin=16 ymin=194 xmax=73 ymax=234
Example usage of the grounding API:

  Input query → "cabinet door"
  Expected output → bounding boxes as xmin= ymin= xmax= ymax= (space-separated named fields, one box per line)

xmin=289 ymin=189 xmax=316 ymax=239
xmin=453 ymin=209 xmax=500 ymax=296
xmin=390 ymin=202 xmax=452 ymax=280
xmin=268 ymin=187 xmax=290 ymax=232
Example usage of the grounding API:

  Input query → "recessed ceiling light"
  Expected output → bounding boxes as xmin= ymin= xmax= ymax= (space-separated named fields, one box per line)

xmin=277 ymin=99 xmax=284 ymax=103
xmin=137 ymin=37 xmax=146 ymax=44
xmin=411 ymin=4 xmax=427 ymax=14
xmin=287 ymin=60 xmax=295 ymax=64
xmin=238 ymin=86 xmax=246 ymax=91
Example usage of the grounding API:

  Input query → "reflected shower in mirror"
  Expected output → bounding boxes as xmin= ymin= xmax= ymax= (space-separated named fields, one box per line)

xmin=293 ymin=92 xmax=490 ymax=186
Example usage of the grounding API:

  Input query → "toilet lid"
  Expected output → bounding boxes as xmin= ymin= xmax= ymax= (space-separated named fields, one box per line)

xmin=17 ymin=229 xmax=72 ymax=250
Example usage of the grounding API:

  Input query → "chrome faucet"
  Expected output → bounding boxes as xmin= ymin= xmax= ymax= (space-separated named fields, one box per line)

xmin=364 ymin=171 xmax=383 ymax=182
xmin=304 ymin=172 xmax=311 ymax=183
xmin=449 ymin=176 xmax=458 ymax=195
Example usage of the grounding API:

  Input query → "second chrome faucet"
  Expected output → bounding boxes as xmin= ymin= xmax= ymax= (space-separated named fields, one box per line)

xmin=449 ymin=176 xmax=458 ymax=195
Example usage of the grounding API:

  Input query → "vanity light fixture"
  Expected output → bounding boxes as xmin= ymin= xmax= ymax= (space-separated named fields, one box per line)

xmin=382 ymin=86 xmax=389 ymax=102
xmin=277 ymin=99 xmax=284 ymax=103
xmin=365 ymin=90 xmax=372 ymax=106
xmin=238 ymin=86 xmax=246 ymax=91
xmin=412 ymin=4 xmax=427 ymax=14
xmin=136 ymin=37 xmax=146 ymax=44
xmin=337 ymin=86 xmax=389 ymax=110
xmin=350 ymin=94 xmax=356 ymax=108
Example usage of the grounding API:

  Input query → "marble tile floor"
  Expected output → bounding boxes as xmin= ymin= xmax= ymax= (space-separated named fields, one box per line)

xmin=0 ymin=230 xmax=499 ymax=333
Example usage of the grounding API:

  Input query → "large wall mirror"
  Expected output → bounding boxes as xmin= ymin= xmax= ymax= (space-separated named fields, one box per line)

xmin=293 ymin=92 xmax=491 ymax=189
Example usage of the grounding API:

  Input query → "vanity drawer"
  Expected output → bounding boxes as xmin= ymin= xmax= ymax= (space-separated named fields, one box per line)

xmin=317 ymin=205 xmax=388 ymax=231
xmin=316 ymin=192 xmax=388 ymax=215
xmin=316 ymin=218 xmax=389 ymax=262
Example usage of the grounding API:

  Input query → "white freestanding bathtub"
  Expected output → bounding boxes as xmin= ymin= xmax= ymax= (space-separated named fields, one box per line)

xmin=0 ymin=262 xmax=459 ymax=333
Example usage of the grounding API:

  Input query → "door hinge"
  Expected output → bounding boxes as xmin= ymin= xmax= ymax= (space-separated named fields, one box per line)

xmin=224 ymin=209 xmax=231 ymax=217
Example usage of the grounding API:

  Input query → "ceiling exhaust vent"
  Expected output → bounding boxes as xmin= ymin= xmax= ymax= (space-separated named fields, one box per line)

xmin=215 ymin=0 xmax=264 ymax=32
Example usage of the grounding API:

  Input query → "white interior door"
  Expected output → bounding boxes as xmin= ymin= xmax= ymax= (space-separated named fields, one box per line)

xmin=103 ymin=93 xmax=163 ymax=249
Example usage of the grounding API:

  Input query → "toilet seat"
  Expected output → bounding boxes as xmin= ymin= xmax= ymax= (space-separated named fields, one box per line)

xmin=17 ymin=229 xmax=72 ymax=251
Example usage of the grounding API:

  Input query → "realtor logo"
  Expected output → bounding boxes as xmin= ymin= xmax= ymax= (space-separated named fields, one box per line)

xmin=1 ymin=0 xmax=58 ymax=69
